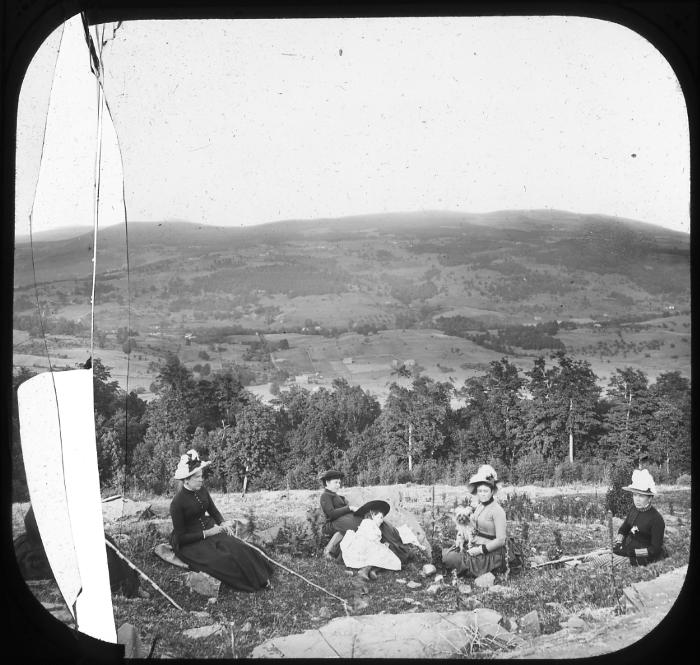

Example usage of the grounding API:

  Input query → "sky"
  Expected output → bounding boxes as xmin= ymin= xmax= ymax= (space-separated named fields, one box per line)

xmin=15 ymin=15 xmax=690 ymax=238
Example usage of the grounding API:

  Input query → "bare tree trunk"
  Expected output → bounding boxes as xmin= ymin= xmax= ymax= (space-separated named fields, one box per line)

xmin=568 ymin=398 xmax=574 ymax=464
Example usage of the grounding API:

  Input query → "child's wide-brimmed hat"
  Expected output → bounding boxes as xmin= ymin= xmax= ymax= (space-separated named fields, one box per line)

xmin=466 ymin=464 xmax=501 ymax=494
xmin=353 ymin=499 xmax=390 ymax=517
xmin=319 ymin=469 xmax=344 ymax=483
xmin=622 ymin=469 xmax=657 ymax=496
xmin=174 ymin=449 xmax=211 ymax=480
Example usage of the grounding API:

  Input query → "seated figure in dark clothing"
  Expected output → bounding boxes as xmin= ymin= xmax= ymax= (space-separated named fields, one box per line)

xmin=169 ymin=449 xmax=273 ymax=592
xmin=14 ymin=505 xmax=141 ymax=597
xmin=318 ymin=469 xmax=411 ymax=564
xmin=613 ymin=469 xmax=667 ymax=565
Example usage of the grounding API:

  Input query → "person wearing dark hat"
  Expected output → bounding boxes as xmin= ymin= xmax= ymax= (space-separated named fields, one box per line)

xmin=442 ymin=464 xmax=508 ymax=577
xmin=613 ymin=469 xmax=667 ymax=565
xmin=339 ymin=500 xmax=401 ymax=581
xmin=169 ymin=449 xmax=273 ymax=591
xmin=318 ymin=471 xmax=412 ymax=564
xmin=319 ymin=470 xmax=362 ymax=558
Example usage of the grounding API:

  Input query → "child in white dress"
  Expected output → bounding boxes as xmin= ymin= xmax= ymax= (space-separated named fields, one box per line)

xmin=340 ymin=500 xmax=402 ymax=580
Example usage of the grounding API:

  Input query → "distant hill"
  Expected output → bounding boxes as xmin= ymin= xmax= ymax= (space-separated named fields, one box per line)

xmin=14 ymin=209 xmax=689 ymax=328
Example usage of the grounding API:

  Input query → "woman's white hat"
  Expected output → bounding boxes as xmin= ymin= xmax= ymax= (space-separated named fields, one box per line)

xmin=467 ymin=464 xmax=501 ymax=494
xmin=174 ymin=449 xmax=211 ymax=480
xmin=622 ymin=469 xmax=657 ymax=496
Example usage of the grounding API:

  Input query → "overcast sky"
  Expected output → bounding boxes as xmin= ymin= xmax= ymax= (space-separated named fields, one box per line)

xmin=16 ymin=15 xmax=690 ymax=238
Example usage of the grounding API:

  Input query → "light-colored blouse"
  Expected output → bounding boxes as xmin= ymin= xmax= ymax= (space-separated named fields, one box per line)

xmin=470 ymin=499 xmax=507 ymax=552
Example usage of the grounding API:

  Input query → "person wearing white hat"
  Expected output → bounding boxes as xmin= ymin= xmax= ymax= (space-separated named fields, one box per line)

xmin=169 ymin=450 xmax=273 ymax=591
xmin=442 ymin=464 xmax=509 ymax=577
xmin=613 ymin=469 xmax=667 ymax=565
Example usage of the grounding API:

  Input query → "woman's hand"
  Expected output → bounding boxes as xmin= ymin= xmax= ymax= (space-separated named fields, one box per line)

xmin=205 ymin=525 xmax=224 ymax=538
xmin=348 ymin=505 xmax=359 ymax=511
xmin=219 ymin=520 xmax=236 ymax=536
xmin=467 ymin=546 xmax=483 ymax=557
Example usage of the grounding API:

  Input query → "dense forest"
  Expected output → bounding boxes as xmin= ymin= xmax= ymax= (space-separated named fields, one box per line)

xmin=11 ymin=350 xmax=690 ymax=501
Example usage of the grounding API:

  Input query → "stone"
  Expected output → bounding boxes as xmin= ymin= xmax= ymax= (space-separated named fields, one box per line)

xmin=189 ymin=611 xmax=211 ymax=619
xmin=207 ymin=597 xmax=217 ymax=605
xmin=407 ymin=581 xmax=421 ymax=589
xmin=240 ymin=621 xmax=253 ymax=632
xmin=186 ymin=571 xmax=221 ymax=598
xmin=395 ymin=578 xmax=407 ymax=584
xmin=317 ymin=607 xmax=332 ymax=620
xmin=457 ymin=583 xmax=472 ymax=595
xmin=434 ymin=574 xmax=444 ymax=583
xmin=474 ymin=572 xmax=495 ymax=588
xmin=520 ymin=610 xmax=541 ymax=636
xmin=563 ymin=616 xmax=587 ymax=632
xmin=117 ymin=623 xmax=147 ymax=658
xmin=426 ymin=583 xmax=441 ymax=594
xmin=403 ymin=597 xmax=415 ymax=604
xmin=182 ymin=624 xmax=226 ymax=640
xmin=102 ymin=496 xmax=154 ymax=522
xmin=421 ymin=564 xmax=437 ymax=577
xmin=251 ymin=609 xmax=523 ymax=659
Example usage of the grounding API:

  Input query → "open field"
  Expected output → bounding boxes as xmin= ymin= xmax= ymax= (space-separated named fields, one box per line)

xmin=13 ymin=482 xmax=691 ymax=658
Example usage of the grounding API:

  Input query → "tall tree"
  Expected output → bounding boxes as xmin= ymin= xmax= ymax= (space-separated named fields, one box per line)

xmin=523 ymin=352 xmax=602 ymax=463
xmin=381 ymin=376 xmax=453 ymax=470
xmin=460 ymin=357 xmax=525 ymax=471
xmin=601 ymin=367 xmax=655 ymax=465
xmin=225 ymin=397 xmax=281 ymax=494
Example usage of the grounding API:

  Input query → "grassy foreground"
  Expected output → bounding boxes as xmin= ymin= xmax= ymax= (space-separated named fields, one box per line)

xmin=15 ymin=484 xmax=691 ymax=659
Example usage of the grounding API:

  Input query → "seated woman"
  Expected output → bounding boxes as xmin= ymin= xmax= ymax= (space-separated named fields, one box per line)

xmin=613 ymin=469 xmax=666 ymax=565
xmin=339 ymin=500 xmax=402 ymax=581
xmin=319 ymin=470 xmax=411 ymax=564
xmin=169 ymin=450 xmax=273 ymax=592
xmin=442 ymin=464 xmax=507 ymax=577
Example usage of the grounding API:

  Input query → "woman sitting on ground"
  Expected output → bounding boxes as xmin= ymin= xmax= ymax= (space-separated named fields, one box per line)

xmin=613 ymin=469 xmax=666 ymax=565
xmin=169 ymin=449 xmax=273 ymax=592
xmin=442 ymin=464 xmax=508 ymax=577
xmin=319 ymin=470 xmax=411 ymax=564
xmin=339 ymin=500 xmax=402 ymax=581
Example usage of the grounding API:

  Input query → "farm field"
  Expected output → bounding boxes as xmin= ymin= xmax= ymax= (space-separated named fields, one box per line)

xmin=12 ymin=482 xmax=691 ymax=659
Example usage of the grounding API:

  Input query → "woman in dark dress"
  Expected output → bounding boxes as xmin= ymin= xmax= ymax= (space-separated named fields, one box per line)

xmin=613 ymin=469 xmax=667 ymax=565
xmin=169 ymin=450 xmax=272 ymax=592
xmin=442 ymin=464 xmax=508 ymax=577
xmin=319 ymin=470 xmax=411 ymax=564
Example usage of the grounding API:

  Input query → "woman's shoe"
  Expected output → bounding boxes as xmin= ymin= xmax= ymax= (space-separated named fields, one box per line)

xmin=358 ymin=566 xmax=372 ymax=581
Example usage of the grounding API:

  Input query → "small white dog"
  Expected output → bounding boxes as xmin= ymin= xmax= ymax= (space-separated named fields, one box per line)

xmin=453 ymin=504 xmax=476 ymax=552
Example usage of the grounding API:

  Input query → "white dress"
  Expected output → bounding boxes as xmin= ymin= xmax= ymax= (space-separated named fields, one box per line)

xmin=339 ymin=519 xmax=402 ymax=570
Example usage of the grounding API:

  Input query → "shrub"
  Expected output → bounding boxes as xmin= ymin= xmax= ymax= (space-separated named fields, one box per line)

xmin=675 ymin=473 xmax=691 ymax=485
xmin=553 ymin=460 xmax=582 ymax=485
xmin=605 ymin=462 xmax=634 ymax=518
xmin=513 ymin=453 xmax=551 ymax=485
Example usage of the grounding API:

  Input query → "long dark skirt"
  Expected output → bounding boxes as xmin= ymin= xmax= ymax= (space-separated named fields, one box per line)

xmin=174 ymin=534 xmax=273 ymax=592
xmin=442 ymin=545 xmax=505 ymax=577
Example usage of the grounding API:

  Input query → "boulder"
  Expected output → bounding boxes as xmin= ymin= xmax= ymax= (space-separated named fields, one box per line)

xmin=251 ymin=609 xmax=523 ymax=658
xmin=520 ymin=610 xmax=541 ymax=636
xmin=562 ymin=616 xmax=587 ymax=632
xmin=407 ymin=581 xmax=421 ymax=589
xmin=186 ymin=571 xmax=221 ymax=598
xmin=457 ymin=583 xmax=472 ymax=595
xmin=116 ymin=623 xmax=147 ymax=658
xmin=474 ymin=572 xmax=495 ymax=588
xmin=102 ymin=496 xmax=154 ymax=522
xmin=182 ymin=624 xmax=226 ymax=640
xmin=421 ymin=564 xmax=437 ymax=577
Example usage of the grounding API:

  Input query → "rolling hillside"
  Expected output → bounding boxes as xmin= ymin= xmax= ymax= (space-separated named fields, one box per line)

xmin=12 ymin=210 xmax=690 ymax=397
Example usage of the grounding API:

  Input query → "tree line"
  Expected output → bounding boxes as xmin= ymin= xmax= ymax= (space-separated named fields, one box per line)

xmin=10 ymin=350 xmax=690 ymax=500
